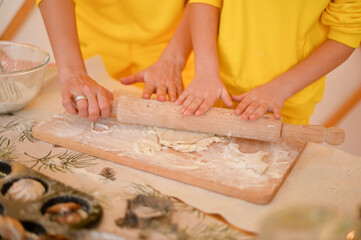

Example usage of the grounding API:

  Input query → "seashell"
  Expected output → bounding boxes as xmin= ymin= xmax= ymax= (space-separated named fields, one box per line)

xmin=45 ymin=202 xmax=88 ymax=224
xmin=0 ymin=216 xmax=26 ymax=240
xmin=7 ymin=178 xmax=46 ymax=202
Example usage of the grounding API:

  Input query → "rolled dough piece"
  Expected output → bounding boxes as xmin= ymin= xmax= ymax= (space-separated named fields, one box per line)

xmin=134 ymin=133 xmax=162 ymax=154
xmin=134 ymin=127 xmax=224 ymax=154
xmin=155 ymin=127 xmax=224 ymax=153
xmin=225 ymin=143 xmax=269 ymax=174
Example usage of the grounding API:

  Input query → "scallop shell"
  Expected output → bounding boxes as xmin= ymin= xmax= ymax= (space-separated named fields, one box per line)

xmin=7 ymin=178 xmax=46 ymax=202
xmin=45 ymin=202 xmax=88 ymax=224
xmin=0 ymin=216 xmax=26 ymax=240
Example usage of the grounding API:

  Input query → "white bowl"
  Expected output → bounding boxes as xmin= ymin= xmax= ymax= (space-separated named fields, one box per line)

xmin=0 ymin=41 xmax=50 ymax=114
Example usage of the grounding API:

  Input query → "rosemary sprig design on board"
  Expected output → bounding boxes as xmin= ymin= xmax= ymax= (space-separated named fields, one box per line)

xmin=0 ymin=136 xmax=17 ymax=160
xmin=24 ymin=149 xmax=97 ymax=173
xmin=0 ymin=119 xmax=19 ymax=133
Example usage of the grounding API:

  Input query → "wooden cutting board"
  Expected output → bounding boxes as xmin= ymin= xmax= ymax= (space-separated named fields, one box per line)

xmin=32 ymin=112 xmax=306 ymax=204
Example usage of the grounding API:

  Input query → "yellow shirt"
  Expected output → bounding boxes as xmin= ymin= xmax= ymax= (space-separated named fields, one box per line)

xmin=37 ymin=0 xmax=194 ymax=84
xmin=189 ymin=0 xmax=361 ymax=124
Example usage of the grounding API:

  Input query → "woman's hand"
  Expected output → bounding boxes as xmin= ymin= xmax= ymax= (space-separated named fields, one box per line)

xmin=175 ymin=73 xmax=233 ymax=116
xmin=120 ymin=57 xmax=185 ymax=102
xmin=59 ymin=70 xmax=113 ymax=122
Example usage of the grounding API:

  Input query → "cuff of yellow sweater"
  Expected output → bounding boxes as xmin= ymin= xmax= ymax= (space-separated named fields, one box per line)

xmin=328 ymin=28 xmax=361 ymax=48
xmin=189 ymin=0 xmax=222 ymax=8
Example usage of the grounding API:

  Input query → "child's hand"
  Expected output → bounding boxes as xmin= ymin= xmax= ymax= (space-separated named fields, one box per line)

xmin=232 ymin=81 xmax=286 ymax=120
xmin=59 ymin=70 xmax=113 ymax=122
xmin=120 ymin=57 xmax=185 ymax=102
xmin=175 ymin=74 xmax=233 ymax=116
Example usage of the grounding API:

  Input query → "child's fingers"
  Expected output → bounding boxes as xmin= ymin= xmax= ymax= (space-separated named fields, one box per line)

xmin=175 ymin=90 xmax=188 ymax=105
xmin=142 ymin=81 xmax=156 ymax=99
xmin=273 ymin=105 xmax=282 ymax=119
xmin=183 ymin=97 xmax=204 ymax=116
xmin=168 ymin=82 xmax=177 ymax=102
xmin=241 ymin=102 xmax=259 ymax=120
xmin=231 ymin=94 xmax=246 ymax=103
xmin=120 ymin=72 xmax=144 ymax=85
xmin=156 ymin=82 xmax=167 ymax=102
xmin=249 ymin=103 xmax=268 ymax=120
xmin=235 ymin=98 xmax=249 ymax=115
xmin=221 ymin=90 xmax=233 ymax=108
xmin=175 ymin=79 xmax=184 ymax=99
xmin=179 ymin=94 xmax=195 ymax=113
xmin=195 ymin=97 xmax=214 ymax=116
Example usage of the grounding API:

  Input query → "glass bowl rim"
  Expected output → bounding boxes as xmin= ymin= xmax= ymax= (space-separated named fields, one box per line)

xmin=0 ymin=41 xmax=50 ymax=76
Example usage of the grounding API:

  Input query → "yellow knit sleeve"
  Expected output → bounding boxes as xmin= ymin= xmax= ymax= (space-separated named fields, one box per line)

xmin=189 ymin=0 xmax=222 ymax=8
xmin=321 ymin=0 xmax=361 ymax=48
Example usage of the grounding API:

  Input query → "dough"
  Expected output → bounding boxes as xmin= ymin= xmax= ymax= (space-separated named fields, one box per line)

xmin=155 ymin=128 xmax=223 ymax=152
xmin=134 ymin=127 xmax=224 ymax=154
xmin=134 ymin=128 xmax=270 ymax=175
xmin=134 ymin=133 xmax=162 ymax=154
xmin=225 ymin=143 xmax=269 ymax=174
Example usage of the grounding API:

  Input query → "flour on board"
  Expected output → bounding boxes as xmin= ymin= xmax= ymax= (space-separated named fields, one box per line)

xmin=35 ymin=113 xmax=301 ymax=190
xmin=134 ymin=127 xmax=224 ymax=153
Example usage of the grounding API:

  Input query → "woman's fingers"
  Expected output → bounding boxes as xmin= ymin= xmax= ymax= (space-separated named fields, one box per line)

xmin=62 ymin=92 xmax=78 ymax=114
xmin=86 ymin=92 xmax=100 ymax=122
xmin=75 ymin=96 xmax=89 ymax=118
xmin=97 ymin=89 xmax=112 ymax=119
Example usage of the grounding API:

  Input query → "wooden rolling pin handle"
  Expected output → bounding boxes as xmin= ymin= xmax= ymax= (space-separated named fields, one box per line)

xmin=281 ymin=123 xmax=345 ymax=145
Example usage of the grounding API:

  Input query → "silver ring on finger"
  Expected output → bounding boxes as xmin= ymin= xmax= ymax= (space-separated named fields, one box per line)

xmin=74 ymin=95 xmax=87 ymax=101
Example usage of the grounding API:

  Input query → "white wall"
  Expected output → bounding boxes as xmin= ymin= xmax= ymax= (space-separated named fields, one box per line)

xmin=4 ymin=4 xmax=361 ymax=156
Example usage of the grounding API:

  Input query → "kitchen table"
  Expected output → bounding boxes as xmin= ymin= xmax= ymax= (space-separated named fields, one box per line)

xmin=1 ymin=56 xmax=360 ymax=239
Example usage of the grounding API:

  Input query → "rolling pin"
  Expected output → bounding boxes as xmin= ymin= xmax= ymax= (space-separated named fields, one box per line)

xmin=111 ymin=96 xmax=345 ymax=145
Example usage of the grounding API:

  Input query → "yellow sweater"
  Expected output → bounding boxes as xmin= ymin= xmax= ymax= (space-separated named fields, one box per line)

xmin=190 ymin=0 xmax=361 ymax=124
xmin=37 ymin=0 xmax=194 ymax=83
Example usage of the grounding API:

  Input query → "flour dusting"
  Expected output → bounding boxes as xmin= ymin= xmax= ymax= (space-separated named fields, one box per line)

xmin=35 ymin=113 xmax=303 ymax=191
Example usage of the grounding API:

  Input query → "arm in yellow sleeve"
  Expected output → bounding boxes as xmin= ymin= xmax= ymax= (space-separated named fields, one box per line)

xmin=175 ymin=3 xmax=232 ymax=116
xmin=322 ymin=0 xmax=361 ymax=48
xmin=39 ymin=0 xmax=113 ymax=122
xmin=232 ymin=39 xmax=355 ymax=121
